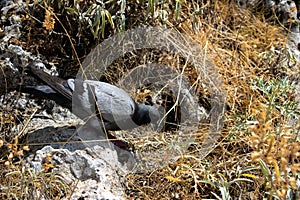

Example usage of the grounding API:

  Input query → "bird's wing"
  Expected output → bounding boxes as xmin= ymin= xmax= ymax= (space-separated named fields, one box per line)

xmin=87 ymin=80 xmax=136 ymax=118
xmin=68 ymin=79 xmax=136 ymax=123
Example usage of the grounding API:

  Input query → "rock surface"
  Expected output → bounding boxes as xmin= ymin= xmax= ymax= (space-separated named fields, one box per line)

xmin=27 ymin=145 xmax=126 ymax=200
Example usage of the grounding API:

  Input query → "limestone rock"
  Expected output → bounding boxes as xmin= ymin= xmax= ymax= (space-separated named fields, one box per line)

xmin=27 ymin=145 xmax=126 ymax=200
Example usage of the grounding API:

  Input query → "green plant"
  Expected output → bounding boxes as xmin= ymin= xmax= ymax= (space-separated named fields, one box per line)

xmin=199 ymin=167 xmax=255 ymax=200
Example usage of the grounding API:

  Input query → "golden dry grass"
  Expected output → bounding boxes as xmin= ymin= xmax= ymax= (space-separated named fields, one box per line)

xmin=124 ymin=1 xmax=300 ymax=199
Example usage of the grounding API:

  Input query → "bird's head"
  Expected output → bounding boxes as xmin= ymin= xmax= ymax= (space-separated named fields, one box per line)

xmin=148 ymin=106 xmax=161 ymax=125
xmin=135 ymin=104 xmax=162 ymax=129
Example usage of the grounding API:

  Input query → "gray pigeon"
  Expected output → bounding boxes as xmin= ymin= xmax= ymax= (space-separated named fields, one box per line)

xmin=22 ymin=64 xmax=161 ymax=150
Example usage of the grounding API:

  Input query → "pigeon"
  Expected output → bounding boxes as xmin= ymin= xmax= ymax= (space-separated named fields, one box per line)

xmin=22 ymin=64 xmax=161 ymax=151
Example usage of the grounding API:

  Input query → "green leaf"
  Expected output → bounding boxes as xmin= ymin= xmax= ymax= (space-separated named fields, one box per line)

xmin=259 ymin=159 xmax=271 ymax=180
xmin=104 ymin=10 xmax=114 ymax=29
xmin=99 ymin=9 xmax=105 ymax=38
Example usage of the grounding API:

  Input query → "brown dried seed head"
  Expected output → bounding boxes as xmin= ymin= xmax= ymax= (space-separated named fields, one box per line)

xmin=22 ymin=146 xmax=30 ymax=151
xmin=16 ymin=150 xmax=23 ymax=156
xmin=4 ymin=161 xmax=10 ymax=166
xmin=8 ymin=152 xmax=14 ymax=159
xmin=251 ymin=151 xmax=261 ymax=161
xmin=289 ymin=177 xmax=297 ymax=190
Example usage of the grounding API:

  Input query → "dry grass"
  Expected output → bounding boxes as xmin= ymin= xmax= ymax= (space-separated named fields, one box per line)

xmin=0 ymin=137 xmax=69 ymax=199
xmin=124 ymin=1 xmax=300 ymax=199
xmin=0 ymin=0 xmax=299 ymax=199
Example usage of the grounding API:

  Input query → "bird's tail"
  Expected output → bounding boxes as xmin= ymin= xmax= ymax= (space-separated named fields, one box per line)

xmin=21 ymin=85 xmax=71 ymax=109
xmin=28 ymin=64 xmax=73 ymax=100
